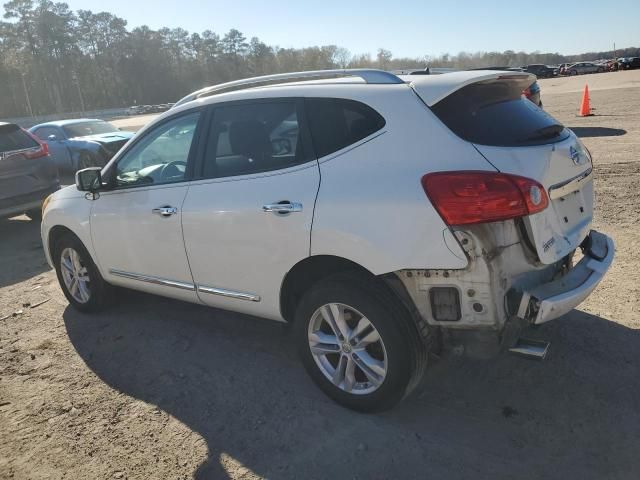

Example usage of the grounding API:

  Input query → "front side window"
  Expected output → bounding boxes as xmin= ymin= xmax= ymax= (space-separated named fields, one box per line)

xmin=305 ymin=98 xmax=386 ymax=159
xmin=114 ymin=112 xmax=200 ymax=188
xmin=202 ymin=101 xmax=310 ymax=179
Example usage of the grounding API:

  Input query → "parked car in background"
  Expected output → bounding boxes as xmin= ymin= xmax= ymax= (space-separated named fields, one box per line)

xmin=30 ymin=119 xmax=134 ymax=174
xmin=0 ymin=122 xmax=59 ymax=220
xmin=621 ymin=57 xmax=640 ymax=70
xmin=565 ymin=62 xmax=604 ymax=75
xmin=523 ymin=64 xmax=555 ymax=78
xmin=126 ymin=105 xmax=144 ymax=115
xmin=42 ymin=68 xmax=613 ymax=411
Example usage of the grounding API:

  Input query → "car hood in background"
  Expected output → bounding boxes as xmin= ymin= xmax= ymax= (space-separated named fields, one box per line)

xmin=70 ymin=131 xmax=134 ymax=144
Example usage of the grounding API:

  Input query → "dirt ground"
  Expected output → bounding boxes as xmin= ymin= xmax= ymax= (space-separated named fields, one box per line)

xmin=1 ymin=71 xmax=639 ymax=480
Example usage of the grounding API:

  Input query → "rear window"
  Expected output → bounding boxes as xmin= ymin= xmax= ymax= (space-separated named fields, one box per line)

xmin=0 ymin=124 xmax=39 ymax=153
xmin=431 ymin=79 xmax=570 ymax=147
xmin=305 ymin=98 xmax=386 ymax=158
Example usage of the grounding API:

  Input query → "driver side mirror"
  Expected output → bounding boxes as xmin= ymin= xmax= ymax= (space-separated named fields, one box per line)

xmin=47 ymin=134 xmax=58 ymax=142
xmin=76 ymin=167 xmax=102 ymax=192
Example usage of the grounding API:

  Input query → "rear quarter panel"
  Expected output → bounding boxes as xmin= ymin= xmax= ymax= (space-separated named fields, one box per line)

xmin=310 ymin=86 xmax=498 ymax=274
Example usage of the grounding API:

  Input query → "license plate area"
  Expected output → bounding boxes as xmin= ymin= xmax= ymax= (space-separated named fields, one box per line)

xmin=550 ymin=189 xmax=590 ymax=231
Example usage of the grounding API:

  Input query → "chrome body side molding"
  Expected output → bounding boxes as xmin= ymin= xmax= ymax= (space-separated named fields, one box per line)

xmin=197 ymin=285 xmax=261 ymax=302
xmin=109 ymin=269 xmax=195 ymax=291
xmin=108 ymin=269 xmax=261 ymax=302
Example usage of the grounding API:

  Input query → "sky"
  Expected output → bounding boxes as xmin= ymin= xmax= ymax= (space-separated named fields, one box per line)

xmin=10 ymin=0 xmax=640 ymax=57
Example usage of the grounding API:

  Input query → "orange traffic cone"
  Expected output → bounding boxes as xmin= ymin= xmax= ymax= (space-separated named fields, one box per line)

xmin=579 ymin=84 xmax=592 ymax=116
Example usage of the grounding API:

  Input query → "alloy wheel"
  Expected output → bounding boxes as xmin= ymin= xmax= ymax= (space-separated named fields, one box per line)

xmin=60 ymin=247 xmax=91 ymax=303
xmin=308 ymin=303 xmax=388 ymax=395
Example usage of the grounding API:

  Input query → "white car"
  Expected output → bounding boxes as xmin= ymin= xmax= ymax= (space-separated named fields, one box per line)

xmin=41 ymin=69 xmax=614 ymax=412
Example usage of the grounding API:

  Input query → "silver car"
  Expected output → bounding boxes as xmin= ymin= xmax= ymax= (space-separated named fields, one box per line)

xmin=565 ymin=62 xmax=604 ymax=75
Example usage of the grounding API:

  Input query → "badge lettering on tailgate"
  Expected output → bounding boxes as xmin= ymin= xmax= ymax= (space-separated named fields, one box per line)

xmin=543 ymin=237 xmax=556 ymax=252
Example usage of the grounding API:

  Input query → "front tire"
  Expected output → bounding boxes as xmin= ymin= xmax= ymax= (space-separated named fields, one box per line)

xmin=53 ymin=232 xmax=111 ymax=312
xmin=295 ymin=273 xmax=427 ymax=412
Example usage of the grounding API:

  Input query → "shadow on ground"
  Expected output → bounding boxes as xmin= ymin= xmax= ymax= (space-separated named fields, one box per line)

xmin=570 ymin=126 xmax=627 ymax=137
xmin=0 ymin=217 xmax=50 ymax=288
xmin=64 ymin=291 xmax=640 ymax=480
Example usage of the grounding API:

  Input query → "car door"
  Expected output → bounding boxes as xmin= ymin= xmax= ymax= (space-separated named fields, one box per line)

xmin=90 ymin=110 xmax=203 ymax=303
xmin=33 ymin=126 xmax=72 ymax=171
xmin=181 ymin=98 xmax=320 ymax=320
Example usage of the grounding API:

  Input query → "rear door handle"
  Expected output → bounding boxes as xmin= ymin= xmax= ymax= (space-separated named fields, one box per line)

xmin=262 ymin=202 xmax=303 ymax=214
xmin=152 ymin=206 xmax=178 ymax=217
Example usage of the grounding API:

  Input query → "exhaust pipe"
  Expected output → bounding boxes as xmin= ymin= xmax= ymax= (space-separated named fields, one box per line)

xmin=509 ymin=338 xmax=550 ymax=360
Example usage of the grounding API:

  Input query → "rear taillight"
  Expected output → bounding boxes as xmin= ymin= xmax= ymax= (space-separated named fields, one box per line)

xmin=421 ymin=171 xmax=549 ymax=225
xmin=21 ymin=128 xmax=49 ymax=159
xmin=522 ymin=87 xmax=532 ymax=98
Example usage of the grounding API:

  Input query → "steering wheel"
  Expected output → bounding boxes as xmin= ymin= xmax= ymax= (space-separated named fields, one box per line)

xmin=160 ymin=160 xmax=187 ymax=181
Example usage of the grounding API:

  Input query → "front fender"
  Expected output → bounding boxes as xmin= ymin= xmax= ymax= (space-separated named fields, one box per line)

xmin=69 ymin=141 xmax=106 ymax=168
xmin=41 ymin=186 xmax=96 ymax=272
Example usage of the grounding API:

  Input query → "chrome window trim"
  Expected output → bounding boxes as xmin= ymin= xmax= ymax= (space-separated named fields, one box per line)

xmin=548 ymin=167 xmax=593 ymax=200
xmin=197 ymin=285 xmax=261 ymax=302
xmin=109 ymin=269 xmax=195 ymax=291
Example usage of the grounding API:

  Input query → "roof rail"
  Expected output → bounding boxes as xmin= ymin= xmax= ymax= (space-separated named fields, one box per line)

xmin=172 ymin=69 xmax=404 ymax=108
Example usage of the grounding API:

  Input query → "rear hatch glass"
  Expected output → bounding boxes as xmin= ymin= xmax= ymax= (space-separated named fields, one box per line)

xmin=0 ymin=124 xmax=39 ymax=153
xmin=431 ymin=77 xmax=570 ymax=147
xmin=430 ymin=77 xmax=592 ymax=264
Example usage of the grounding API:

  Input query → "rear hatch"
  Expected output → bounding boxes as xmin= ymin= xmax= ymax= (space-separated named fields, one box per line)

xmin=0 ymin=124 xmax=56 ymax=206
xmin=416 ymin=72 xmax=593 ymax=264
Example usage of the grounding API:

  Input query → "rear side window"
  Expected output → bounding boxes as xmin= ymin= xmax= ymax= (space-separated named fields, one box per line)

xmin=202 ymin=101 xmax=312 ymax=179
xmin=0 ymin=125 xmax=39 ymax=152
xmin=305 ymin=98 xmax=386 ymax=158
xmin=431 ymin=79 xmax=570 ymax=147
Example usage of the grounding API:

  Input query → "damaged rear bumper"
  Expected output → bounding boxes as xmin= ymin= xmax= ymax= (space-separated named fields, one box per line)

xmin=516 ymin=230 xmax=614 ymax=324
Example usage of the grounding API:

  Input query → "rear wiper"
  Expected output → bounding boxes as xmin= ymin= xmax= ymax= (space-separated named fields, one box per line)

xmin=521 ymin=124 xmax=565 ymax=142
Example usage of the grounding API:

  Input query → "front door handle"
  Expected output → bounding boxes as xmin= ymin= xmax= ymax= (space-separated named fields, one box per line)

xmin=152 ymin=206 xmax=178 ymax=217
xmin=262 ymin=202 xmax=303 ymax=214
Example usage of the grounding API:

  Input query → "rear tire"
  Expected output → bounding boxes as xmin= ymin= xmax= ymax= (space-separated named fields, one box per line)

xmin=294 ymin=273 xmax=427 ymax=412
xmin=53 ymin=232 xmax=111 ymax=312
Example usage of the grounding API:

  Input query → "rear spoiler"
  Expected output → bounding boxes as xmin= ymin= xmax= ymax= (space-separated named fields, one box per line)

xmin=404 ymin=70 xmax=535 ymax=107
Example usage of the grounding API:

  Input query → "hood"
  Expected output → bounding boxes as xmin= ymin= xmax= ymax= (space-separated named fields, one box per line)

xmin=71 ymin=131 xmax=134 ymax=144
xmin=51 ymin=184 xmax=84 ymax=201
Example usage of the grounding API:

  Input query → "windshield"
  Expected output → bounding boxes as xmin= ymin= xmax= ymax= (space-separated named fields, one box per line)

xmin=62 ymin=121 xmax=118 ymax=138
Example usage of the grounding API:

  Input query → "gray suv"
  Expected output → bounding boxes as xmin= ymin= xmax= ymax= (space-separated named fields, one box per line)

xmin=0 ymin=122 xmax=59 ymax=220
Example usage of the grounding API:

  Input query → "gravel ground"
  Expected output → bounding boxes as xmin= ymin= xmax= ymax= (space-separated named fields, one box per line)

xmin=1 ymin=71 xmax=639 ymax=480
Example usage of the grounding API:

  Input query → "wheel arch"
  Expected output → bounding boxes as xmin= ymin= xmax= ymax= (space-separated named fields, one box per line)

xmin=279 ymin=255 xmax=427 ymax=339
xmin=48 ymin=225 xmax=80 ymax=260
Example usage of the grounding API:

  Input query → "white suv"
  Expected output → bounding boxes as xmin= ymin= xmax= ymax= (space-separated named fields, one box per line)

xmin=41 ymin=69 xmax=614 ymax=411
